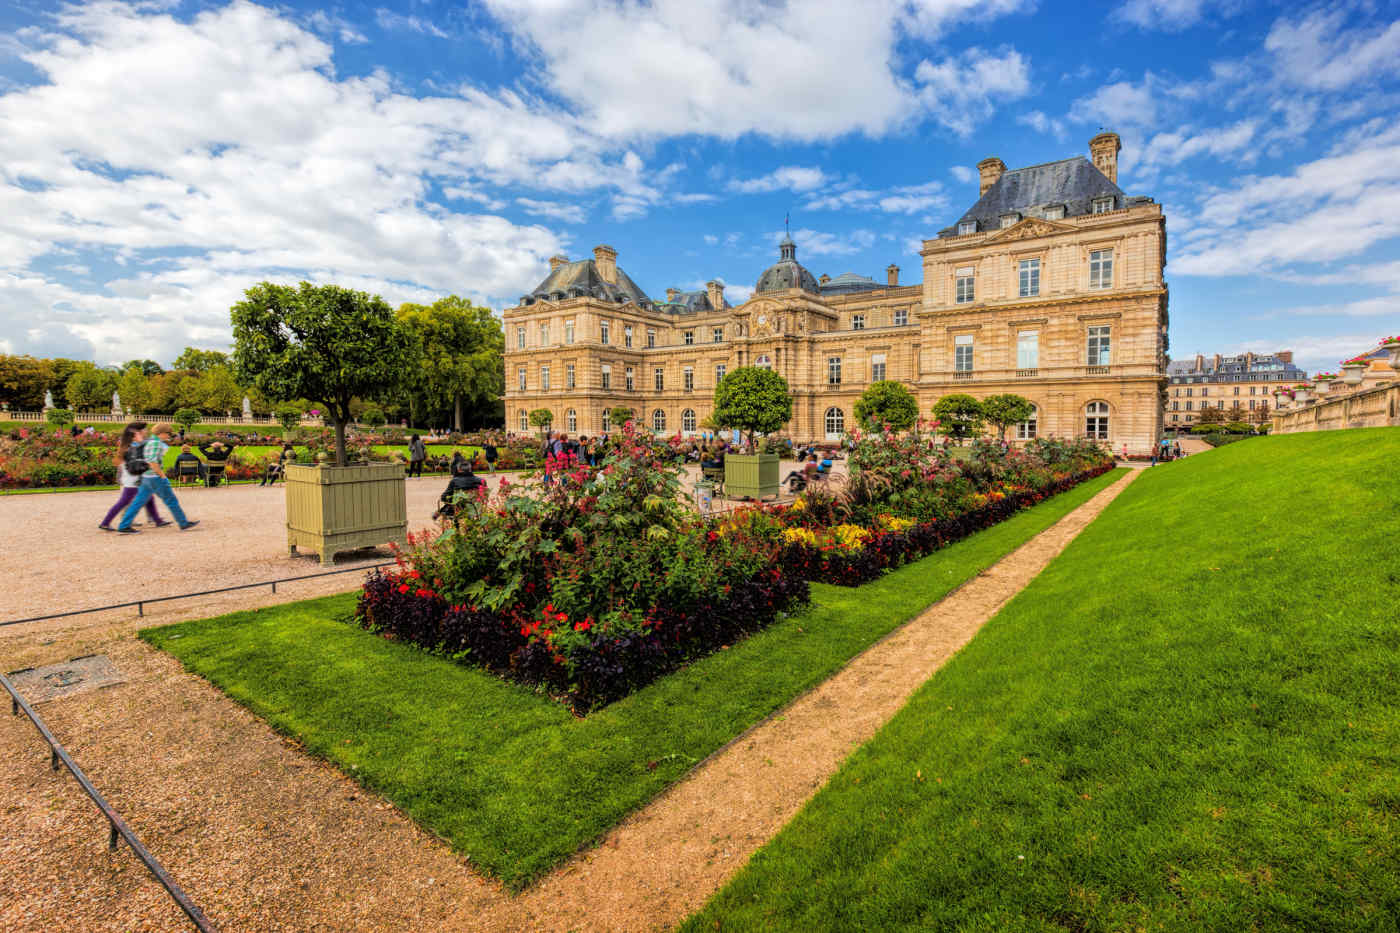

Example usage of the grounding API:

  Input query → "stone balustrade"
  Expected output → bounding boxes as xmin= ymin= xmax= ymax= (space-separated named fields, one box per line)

xmin=1271 ymin=382 xmax=1400 ymax=434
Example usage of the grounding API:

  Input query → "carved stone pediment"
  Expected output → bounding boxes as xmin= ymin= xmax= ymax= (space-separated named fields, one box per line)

xmin=986 ymin=217 xmax=1075 ymax=242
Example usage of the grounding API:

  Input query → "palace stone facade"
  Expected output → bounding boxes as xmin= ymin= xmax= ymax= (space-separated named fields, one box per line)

xmin=503 ymin=133 xmax=1169 ymax=454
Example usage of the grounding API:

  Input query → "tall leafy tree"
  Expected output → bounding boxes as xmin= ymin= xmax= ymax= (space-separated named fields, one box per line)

xmin=232 ymin=282 xmax=412 ymax=466
xmin=64 ymin=365 xmax=115 ymax=412
xmin=0 ymin=355 xmax=55 ymax=409
xmin=116 ymin=367 xmax=154 ymax=414
xmin=46 ymin=358 xmax=90 ymax=407
xmin=123 ymin=359 xmax=164 ymax=376
xmin=396 ymin=296 xmax=504 ymax=432
xmin=853 ymin=380 xmax=919 ymax=431
xmin=199 ymin=365 xmax=243 ymax=415
xmin=712 ymin=367 xmax=793 ymax=447
xmin=980 ymin=393 xmax=1035 ymax=440
xmin=172 ymin=347 xmax=230 ymax=373
xmin=932 ymin=394 xmax=985 ymax=444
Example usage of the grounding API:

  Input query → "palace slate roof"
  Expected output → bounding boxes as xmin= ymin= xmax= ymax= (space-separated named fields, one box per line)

xmin=660 ymin=288 xmax=730 ymax=314
xmin=819 ymin=272 xmax=881 ymax=296
xmin=939 ymin=156 xmax=1150 ymax=237
xmin=522 ymin=258 xmax=653 ymax=307
xmin=755 ymin=235 xmax=820 ymax=294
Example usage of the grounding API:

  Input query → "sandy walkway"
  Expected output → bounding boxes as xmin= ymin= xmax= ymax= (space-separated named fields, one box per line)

xmin=0 ymin=470 xmax=1132 ymax=932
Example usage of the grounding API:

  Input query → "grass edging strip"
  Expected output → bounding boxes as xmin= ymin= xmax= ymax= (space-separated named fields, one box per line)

xmin=140 ymin=467 xmax=1129 ymax=888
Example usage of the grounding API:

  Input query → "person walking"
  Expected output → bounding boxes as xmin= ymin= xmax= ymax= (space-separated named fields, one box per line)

xmin=408 ymin=434 xmax=426 ymax=478
xmin=99 ymin=422 xmax=167 ymax=531
xmin=115 ymin=423 xmax=199 ymax=533
xmin=482 ymin=438 xmax=498 ymax=473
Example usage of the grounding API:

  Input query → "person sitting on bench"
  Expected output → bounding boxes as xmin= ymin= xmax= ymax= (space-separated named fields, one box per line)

xmin=198 ymin=440 xmax=234 ymax=486
xmin=173 ymin=445 xmax=205 ymax=483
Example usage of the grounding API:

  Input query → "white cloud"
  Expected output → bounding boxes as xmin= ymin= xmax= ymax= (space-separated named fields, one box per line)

xmin=481 ymin=0 xmax=1031 ymax=141
xmin=1113 ymin=0 xmax=1222 ymax=31
xmin=913 ymin=47 xmax=1032 ymax=136
xmin=0 ymin=1 xmax=589 ymax=363
xmin=804 ymin=180 xmax=947 ymax=215
xmin=374 ymin=8 xmax=449 ymax=39
xmin=1266 ymin=10 xmax=1400 ymax=92
xmin=949 ymin=165 xmax=975 ymax=184
xmin=776 ymin=228 xmax=878 ymax=257
xmin=1230 ymin=333 xmax=1400 ymax=374
xmin=304 ymin=10 xmax=368 ymax=44
xmin=516 ymin=198 xmax=587 ymax=224
xmin=703 ymin=234 xmax=719 ymax=246
xmin=1016 ymin=109 xmax=1066 ymax=141
xmin=728 ymin=166 xmax=833 ymax=194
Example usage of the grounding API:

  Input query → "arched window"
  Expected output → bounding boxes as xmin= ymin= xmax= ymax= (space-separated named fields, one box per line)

xmin=566 ymin=408 xmax=577 ymax=432
xmin=601 ymin=409 xmax=611 ymax=432
xmin=755 ymin=354 xmax=772 ymax=370
xmin=652 ymin=409 xmax=667 ymax=433
xmin=518 ymin=409 xmax=528 ymax=433
xmin=1085 ymin=401 xmax=1109 ymax=440
xmin=824 ymin=406 xmax=844 ymax=439
xmin=1017 ymin=404 xmax=1038 ymax=440
xmin=682 ymin=408 xmax=697 ymax=433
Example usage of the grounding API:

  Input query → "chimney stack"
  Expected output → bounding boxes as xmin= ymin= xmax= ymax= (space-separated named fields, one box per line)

xmin=549 ymin=254 xmax=568 ymax=271
xmin=593 ymin=244 xmax=618 ymax=284
xmin=707 ymin=279 xmax=724 ymax=310
xmin=666 ymin=288 xmax=680 ymax=302
xmin=1277 ymin=350 xmax=1294 ymax=364
xmin=1089 ymin=131 xmax=1122 ymax=184
xmin=886 ymin=263 xmax=900 ymax=287
xmin=819 ymin=273 xmax=831 ymax=285
xmin=1194 ymin=353 xmax=1204 ymax=373
xmin=977 ymin=157 xmax=1006 ymax=196
xmin=1213 ymin=353 xmax=1222 ymax=371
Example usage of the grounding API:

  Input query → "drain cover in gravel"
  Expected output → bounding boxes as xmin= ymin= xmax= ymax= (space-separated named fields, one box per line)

xmin=7 ymin=655 xmax=125 ymax=703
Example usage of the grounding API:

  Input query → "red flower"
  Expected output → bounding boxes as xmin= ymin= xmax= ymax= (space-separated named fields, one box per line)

xmin=574 ymin=620 xmax=592 ymax=632
xmin=397 ymin=583 xmax=409 ymax=594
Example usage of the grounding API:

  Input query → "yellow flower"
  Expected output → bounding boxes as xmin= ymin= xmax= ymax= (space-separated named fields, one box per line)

xmin=781 ymin=526 xmax=819 ymax=547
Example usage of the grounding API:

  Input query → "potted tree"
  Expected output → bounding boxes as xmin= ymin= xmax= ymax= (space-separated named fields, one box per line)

xmin=528 ymin=407 xmax=555 ymax=438
xmin=712 ymin=366 xmax=792 ymax=500
xmin=233 ymin=282 xmax=414 ymax=565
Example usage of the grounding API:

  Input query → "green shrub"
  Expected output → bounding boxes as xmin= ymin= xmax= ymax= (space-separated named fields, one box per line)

xmin=173 ymin=407 xmax=202 ymax=432
xmin=44 ymin=408 xmax=74 ymax=428
xmin=361 ymin=406 xmax=387 ymax=428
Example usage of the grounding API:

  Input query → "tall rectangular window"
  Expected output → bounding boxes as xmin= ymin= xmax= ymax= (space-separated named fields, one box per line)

xmin=852 ymin=314 xmax=865 ymax=330
xmin=1089 ymin=249 xmax=1114 ymax=289
xmin=625 ymin=367 xmax=634 ymax=391
xmin=1017 ymin=330 xmax=1039 ymax=369
xmin=683 ymin=330 xmax=694 ymax=345
xmin=871 ymin=353 xmax=886 ymax=382
xmin=715 ymin=363 xmax=726 ymax=384
xmin=1092 ymin=197 xmax=1114 ymax=213
xmin=624 ymin=325 xmax=633 ymax=348
xmin=713 ymin=327 xmax=724 ymax=343
xmin=683 ymin=367 xmax=694 ymax=391
xmin=600 ymin=320 xmax=610 ymax=344
xmin=517 ymin=367 xmax=526 ymax=391
xmin=894 ymin=308 xmax=908 ymax=326
xmin=566 ymin=363 xmax=575 ymax=389
xmin=955 ymin=268 xmax=975 ymax=303
xmin=541 ymin=365 xmax=550 ymax=390
xmin=954 ymin=334 xmax=973 ymax=372
xmin=516 ymin=326 xmax=525 ymax=349
xmin=1018 ymin=259 xmax=1040 ymax=298
xmin=601 ymin=364 xmax=611 ymax=389
xmin=539 ymin=323 xmax=549 ymax=346
xmin=564 ymin=321 xmax=575 ymax=344
xmin=828 ymin=357 xmax=841 ymax=386
xmin=1087 ymin=325 xmax=1111 ymax=365
xmin=654 ymin=367 xmax=664 ymax=392
xmin=647 ymin=328 xmax=656 ymax=348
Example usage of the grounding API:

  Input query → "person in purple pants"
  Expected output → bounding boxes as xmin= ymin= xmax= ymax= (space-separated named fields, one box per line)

xmin=99 ymin=422 xmax=168 ymax=531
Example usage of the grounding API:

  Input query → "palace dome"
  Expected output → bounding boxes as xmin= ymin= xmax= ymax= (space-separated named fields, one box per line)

xmin=755 ymin=235 xmax=819 ymax=295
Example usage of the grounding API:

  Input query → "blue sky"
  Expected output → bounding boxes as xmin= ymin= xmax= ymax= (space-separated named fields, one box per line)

xmin=2 ymin=0 xmax=1399 ymax=373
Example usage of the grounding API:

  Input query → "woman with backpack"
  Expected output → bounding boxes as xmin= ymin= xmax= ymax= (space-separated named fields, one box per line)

xmin=98 ymin=422 xmax=167 ymax=531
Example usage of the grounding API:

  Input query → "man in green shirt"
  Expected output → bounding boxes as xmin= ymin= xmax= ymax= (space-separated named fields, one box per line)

xmin=116 ymin=423 xmax=200 ymax=533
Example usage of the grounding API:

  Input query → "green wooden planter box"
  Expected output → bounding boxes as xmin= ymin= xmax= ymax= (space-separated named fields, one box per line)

xmin=724 ymin=452 xmax=780 ymax=500
xmin=285 ymin=462 xmax=407 ymax=565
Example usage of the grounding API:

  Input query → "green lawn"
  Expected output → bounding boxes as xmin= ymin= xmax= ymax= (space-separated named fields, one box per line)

xmin=683 ymin=428 xmax=1400 ymax=932
xmin=140 ymin=468 xmax=1127 ymax=887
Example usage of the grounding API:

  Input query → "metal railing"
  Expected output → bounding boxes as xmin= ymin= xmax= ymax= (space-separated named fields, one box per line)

xmin=1 ymin=562 xmax=394 ymax=628
xmin=2 ymin=671 xmax=217 ymax=931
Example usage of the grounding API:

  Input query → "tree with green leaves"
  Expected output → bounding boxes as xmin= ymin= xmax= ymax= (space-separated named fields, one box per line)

xmin=853 ymin=380 xmax=919 ymax=431
xmin=361 ymin=406 xmax=387 ymax=428
xmin=172 ymin=347 xmax=230 ymax=373
xmin=932 ymin=394 xmax=984 ymax=444
xmin=275 ymin=403 xmax=302 ymax=432
xmin=173 ymin=407 xmax=203 ymax=433
xmin=980 ymin=393 xmax=1035 ymax=440
xmin=116 ymin=367 xmax=154 ymax=414
xmin=712 ymin=366 xmax=793 ymax=447
xmin=0 ymin=354 xmax=54 ymax=410
xmin=232 ymin=282 xmax=412 ymax=467
xmin=64 ymin=366 xmax=114 ymax=412
xmin=46 ymin=358 xmax=90 ymax=408
xmin=123 ymin=359 xmax=164 ymax=377
xmin=396 ymin=296 xmax=505 ymax=432
xmin=45 ymin=408 xmax=74 ymax=428
xmin=609 ymin=406 xmax=635 ymax=429
xmin=528 ymin=408 xmax=554 ymax=436
xmin=1196 ymin=405 xmax=1226 ymax=425
xmin=198 ymin=365 xmax=243 ymax=415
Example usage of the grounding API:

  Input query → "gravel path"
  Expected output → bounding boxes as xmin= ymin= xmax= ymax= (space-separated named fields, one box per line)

xmin=0 ymin=466 xmax=1121 ymax=933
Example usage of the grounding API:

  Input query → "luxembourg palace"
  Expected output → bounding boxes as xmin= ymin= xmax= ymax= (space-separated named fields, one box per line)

xmin=503 ymin=133 xmax=1169 ymax=455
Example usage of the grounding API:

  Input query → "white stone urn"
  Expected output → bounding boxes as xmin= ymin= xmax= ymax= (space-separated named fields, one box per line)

xmin=1313 ymin=379 xmax=1331 ymax=397
xmin=1293 ymin=385 xmax=1312 ymax=404
xmin=1385 ymin=342 xmax=1400 ymax=370
xmin=1342 ymin=363 xmax=1368 ymax=385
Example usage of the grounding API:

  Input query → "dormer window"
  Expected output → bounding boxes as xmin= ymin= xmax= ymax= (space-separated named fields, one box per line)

xmin=1000 ymin=213 xmax=1020 ymax=229
xmin=958 ymin=220 xmax=977 ymax=235
xmin=1092 ymin=197 xmax=1114 ymax=214
xmin=1043 ymin=205 xmax=1064 ymax=220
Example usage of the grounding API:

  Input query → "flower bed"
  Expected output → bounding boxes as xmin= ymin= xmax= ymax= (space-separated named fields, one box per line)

xmin=355 ymin=424 xmax=1111 ymax=712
